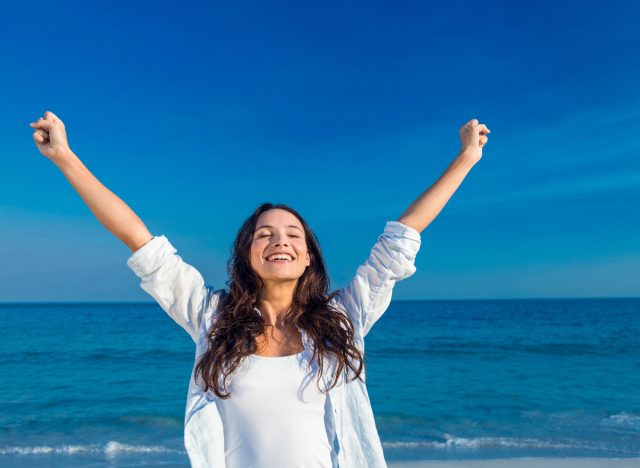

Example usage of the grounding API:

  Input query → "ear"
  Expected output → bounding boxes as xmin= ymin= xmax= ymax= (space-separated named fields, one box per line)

xmin=306 ymin=251 xmax=311 ymax=267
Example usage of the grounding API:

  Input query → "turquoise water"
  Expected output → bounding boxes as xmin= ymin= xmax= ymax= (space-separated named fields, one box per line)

xmin=1 ymin=298 xmax=639 ymax=466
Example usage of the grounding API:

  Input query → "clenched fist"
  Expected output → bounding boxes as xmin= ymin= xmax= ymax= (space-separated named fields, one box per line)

xmin=29 ymin=111 xmax=72 ymax=163
xmin=458 ymin=118 xmax=490 ymax=164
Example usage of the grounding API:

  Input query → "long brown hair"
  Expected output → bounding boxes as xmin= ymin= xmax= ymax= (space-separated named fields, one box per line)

xmin=194 ymin=202 xmax=365 ymax=399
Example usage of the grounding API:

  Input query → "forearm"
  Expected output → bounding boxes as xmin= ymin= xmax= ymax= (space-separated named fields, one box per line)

xmin=397 ymin=151 xmax=477 ymax=233
xmin=54 ymin=151 xmax=153 ymax=251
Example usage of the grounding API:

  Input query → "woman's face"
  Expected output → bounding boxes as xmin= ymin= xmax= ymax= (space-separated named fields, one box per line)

xmin=250 ymin=208 xmax=311 ymax=283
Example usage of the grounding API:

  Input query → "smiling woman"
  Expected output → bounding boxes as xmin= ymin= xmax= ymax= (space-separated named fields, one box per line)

xmin=29 ymin=109 xmax=489 ymax=468
xmin=194 ymin=202 xmax=366 ymax=399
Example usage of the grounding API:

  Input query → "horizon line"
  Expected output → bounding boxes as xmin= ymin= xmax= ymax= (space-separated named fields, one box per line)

xmin=0 ymin=296 xmax=638 ymax=306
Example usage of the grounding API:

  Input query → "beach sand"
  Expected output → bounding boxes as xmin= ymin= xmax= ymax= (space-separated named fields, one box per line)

xmin=388 ymin=458 xmax=640 ymax=468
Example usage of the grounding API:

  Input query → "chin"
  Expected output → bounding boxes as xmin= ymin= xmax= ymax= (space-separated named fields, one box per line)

xmin=262 ymin=274 xmax=303 ymax=282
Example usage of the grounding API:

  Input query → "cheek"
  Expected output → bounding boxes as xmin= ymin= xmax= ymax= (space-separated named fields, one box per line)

xmin=298 ymin=244 xmax=310 ymax=263
xmin=250 ymin=243 xmax=263 ymax=265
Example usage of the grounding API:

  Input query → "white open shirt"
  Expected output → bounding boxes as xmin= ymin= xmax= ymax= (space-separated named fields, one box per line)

xmin=126 ymin=220 xmax=422 ymax=468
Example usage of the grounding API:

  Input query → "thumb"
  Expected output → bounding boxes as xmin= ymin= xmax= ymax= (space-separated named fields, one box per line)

xmin=33 ymin=128 xmax=48 ymax=142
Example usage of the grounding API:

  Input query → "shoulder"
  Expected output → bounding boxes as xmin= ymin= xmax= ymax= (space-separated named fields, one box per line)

xmin=203 ymin=287 xmax=227 ymax=322
xmin=327 ymin=293 xmax=344 ymax=310
xmin=194 ymin=288 xmax=228 ymax=345
xmin=327 ymin=293 xmax=357 ymax=327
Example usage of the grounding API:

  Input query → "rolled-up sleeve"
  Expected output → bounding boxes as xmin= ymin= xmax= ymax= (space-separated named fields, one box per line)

xmin=335 ymin=221 xmax=421 ymax=338
xmin=127 ymin=235 xmax=209 ymax=343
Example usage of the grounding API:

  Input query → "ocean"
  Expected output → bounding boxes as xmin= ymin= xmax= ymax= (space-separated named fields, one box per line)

xmin=1 ymin=298 xmax=639 ymax=466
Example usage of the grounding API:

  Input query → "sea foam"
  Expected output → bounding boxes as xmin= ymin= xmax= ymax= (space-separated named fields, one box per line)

xmin=0 ymin=441 xmax=183 ymax=456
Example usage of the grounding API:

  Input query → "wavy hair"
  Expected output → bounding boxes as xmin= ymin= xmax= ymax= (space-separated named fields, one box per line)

xmin=194 ymin=202 xmax=365 ymax=398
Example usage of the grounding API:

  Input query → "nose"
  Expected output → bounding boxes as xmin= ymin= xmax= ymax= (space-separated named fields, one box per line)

xmin=273 ymin=238 xmax=289 ymax=247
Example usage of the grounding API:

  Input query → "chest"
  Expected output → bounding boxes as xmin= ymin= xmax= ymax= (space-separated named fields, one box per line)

xmin=254 ymin=325 xmax=305 ymax=357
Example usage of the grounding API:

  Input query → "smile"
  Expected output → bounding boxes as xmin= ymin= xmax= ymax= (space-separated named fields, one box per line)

xmin=265 ymin=253 xmax=294 ymax=262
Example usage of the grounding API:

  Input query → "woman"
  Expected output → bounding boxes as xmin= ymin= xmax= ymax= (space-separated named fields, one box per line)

xmin=29 ymin=111 xmax=490 ymax=467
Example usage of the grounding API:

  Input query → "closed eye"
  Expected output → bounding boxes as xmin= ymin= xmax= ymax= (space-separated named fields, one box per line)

xmin=257 ymin=232 xmax=300 ymax=238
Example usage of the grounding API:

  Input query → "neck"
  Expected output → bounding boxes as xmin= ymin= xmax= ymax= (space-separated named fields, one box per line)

xmin=258 ymin=280 xmax=297 ymax=326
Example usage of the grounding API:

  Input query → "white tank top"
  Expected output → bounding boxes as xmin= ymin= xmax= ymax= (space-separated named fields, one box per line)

xmin=216 ymin=347 xmax=336 ymax=468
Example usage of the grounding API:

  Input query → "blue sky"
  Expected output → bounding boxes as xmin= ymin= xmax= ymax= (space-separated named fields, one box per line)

xmin=1 ymin=0 xmax=638 ymax=301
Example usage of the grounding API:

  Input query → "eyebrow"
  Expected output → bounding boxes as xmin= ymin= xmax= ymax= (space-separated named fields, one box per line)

xmin=254 ymin=224 xmax=304 ymax=232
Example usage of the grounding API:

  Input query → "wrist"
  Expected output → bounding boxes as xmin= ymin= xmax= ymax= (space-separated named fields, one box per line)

xmin=456 ymin=149 xmax=481 ymax=167
xmin=52 ymin=149 xmax=78 ymax=170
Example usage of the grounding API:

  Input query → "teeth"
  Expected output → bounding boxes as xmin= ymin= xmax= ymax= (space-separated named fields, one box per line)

xmin=267 ymin=254 xmax=293 ymax=262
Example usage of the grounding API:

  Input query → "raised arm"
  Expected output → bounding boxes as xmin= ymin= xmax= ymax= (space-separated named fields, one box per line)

xmin=30 ymin=110 xmax=213 ymax=342
xmin=29 ymin=110 xmax=152 ymax=252
xmin=398 ymin=118 xmax=490 ymax=233
xmin=335 ymin=119 xmax=490 ymax=339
